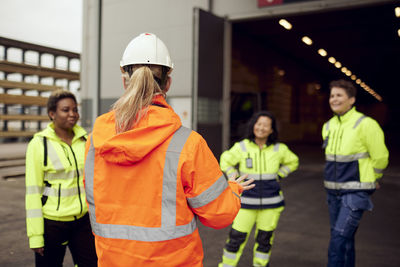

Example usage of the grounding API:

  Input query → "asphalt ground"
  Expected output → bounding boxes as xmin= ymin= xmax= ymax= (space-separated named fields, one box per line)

xmin=1 ymin=143 xmax=399 ymax=267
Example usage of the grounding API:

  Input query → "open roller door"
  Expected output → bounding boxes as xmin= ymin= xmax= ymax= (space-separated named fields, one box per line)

xmin=192 ymin=8 xmax=230 ymax=158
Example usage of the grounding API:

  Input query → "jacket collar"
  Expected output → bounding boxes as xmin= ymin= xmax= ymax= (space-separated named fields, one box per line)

xmin=248 ymin=138 xmax=274 ymax=149
xmin=334 ymin=106 xmax=356 ymax=122
xmin=36 ymin=122 xmax=87 ymax=142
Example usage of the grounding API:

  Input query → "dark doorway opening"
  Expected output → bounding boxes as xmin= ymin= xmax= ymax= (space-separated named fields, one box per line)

xmin=230 ymin=1 xmax=399 ymax=148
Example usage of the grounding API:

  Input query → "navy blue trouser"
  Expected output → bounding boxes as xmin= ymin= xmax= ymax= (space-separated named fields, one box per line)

xmin=326 ymin=191 xmax=373 ymax=267
xmin=34 ymin=213 xmax=97 ymax=267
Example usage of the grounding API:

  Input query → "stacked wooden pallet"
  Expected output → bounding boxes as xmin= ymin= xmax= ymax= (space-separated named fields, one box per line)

xmin=0 ymin=37 xmax=80 ymax=138
xmin=0 ymin=61 xmax=78 ymax=137
xmin=0 ymin=142 xmax=27 ymax=179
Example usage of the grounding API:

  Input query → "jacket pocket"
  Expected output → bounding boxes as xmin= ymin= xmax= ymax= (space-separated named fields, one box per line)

xmin=41 ymin=181 xmax=51 ymax=206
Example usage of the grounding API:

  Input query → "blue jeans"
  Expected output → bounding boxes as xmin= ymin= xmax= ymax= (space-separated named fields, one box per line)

xmin=326 ymin=192 xmax=373 ymax=267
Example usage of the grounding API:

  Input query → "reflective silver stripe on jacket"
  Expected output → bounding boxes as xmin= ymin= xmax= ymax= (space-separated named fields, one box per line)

xmin=85 ymin=126 xmax=204 ymax=242
xmin=46 ymin=140 xmax=65 ymax=170
xmin=247 ymin=173 xmax=278 ymax=180
xmin=240 ymin=195 xmax=284 ymax=205
xmin=374 ymin=168 xmax=384 ymax=174
xmin=273 ymin=143 xmax=279 ymax=151
xmin=42 ymin=187 xmax=79 ymax=197
xmin=44 ymin=140 xmax=82 ymax=180
xmin=26 ymin=208 xmax=43 ymax=218
xmin=225 ymin=166 xmax=235 ymax=173
xmin=44 ymin=169 xmax=81 ymax=181
xmin=278 ymin=165 xmax=291 ymax=177
xmin=324 ymin=181 xmax=376 ymax=190
xmin=239 ymin=141 xmax=247 ymax=152
xmin=325 ymin=121 xmax=330 ymax=131
xmin=187 ymin=175 xmax=228 ymax=208
xmin=353 ymin=115 xmax=366 ymax=129
xmin=225 ymin=166 xmax=239 ymax=178
xmin=325 ymin=152 xmax=369 ymax=162
xmin=26 ymin=185 xmax=43 ymax=195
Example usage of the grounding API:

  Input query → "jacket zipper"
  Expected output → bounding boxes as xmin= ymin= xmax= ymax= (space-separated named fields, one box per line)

xmin=338 ymin=129 xmax=344 ymax=151
xmin=56 ymin=184 xmax=61 ymax=210
xmin=333 ymin=117 xmax=342 ymax=185
xmin=69 ymin=145 xmax=83 ymax=215
xmin=259 ymin=149 xmax=262 ymax=206
xmin=61 ymin=144 xmax=72 ymax=166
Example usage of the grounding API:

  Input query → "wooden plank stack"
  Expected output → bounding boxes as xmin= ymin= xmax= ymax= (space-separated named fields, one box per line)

xmin=0 ymin=37 xmax=80 ymax=139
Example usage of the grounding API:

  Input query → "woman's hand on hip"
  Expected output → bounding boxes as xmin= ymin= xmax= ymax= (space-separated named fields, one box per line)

xmin=32 ymin=247 xmax=44 ymax=256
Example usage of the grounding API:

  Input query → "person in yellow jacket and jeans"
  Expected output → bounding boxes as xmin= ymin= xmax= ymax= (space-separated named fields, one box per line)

xmin=322 ymin=79 xmax=389 ymax=267
xmin=83 ymin=32 xmax=254 ymax=267
xmin=218 ymin=110 xmax=299 ymax=267
xmin=25 ymin=90 xmax=97 ymax=267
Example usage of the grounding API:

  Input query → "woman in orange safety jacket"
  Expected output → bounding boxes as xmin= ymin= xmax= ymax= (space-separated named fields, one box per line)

xmin=83 ymin=32 xmax=255 ymax=267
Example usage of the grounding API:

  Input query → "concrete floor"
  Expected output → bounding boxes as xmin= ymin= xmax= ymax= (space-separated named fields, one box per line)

xmin=1 ymin=143 xmax=399 ymax=267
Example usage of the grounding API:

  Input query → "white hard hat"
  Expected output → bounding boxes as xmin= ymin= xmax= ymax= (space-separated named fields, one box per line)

xmin=120 ymin=33 xmax=174 ymax=71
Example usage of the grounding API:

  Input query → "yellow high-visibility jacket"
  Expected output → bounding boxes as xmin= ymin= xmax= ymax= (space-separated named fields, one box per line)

xmin=322 ymin=107 xmax=389 ymax=193
xmin=25 ymin=123 xmax=88 ymax=248
xmin=220 ymin=139 xmax=299 ymax=209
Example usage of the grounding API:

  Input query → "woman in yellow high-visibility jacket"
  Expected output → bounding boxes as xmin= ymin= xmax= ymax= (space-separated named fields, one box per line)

xmin=322 ymin=79 xmax=389 ymax=267
xmin=218 ymin=111 xmax=299 ymax=267
xmin=25 ymin=90 xmax=97 ymax=266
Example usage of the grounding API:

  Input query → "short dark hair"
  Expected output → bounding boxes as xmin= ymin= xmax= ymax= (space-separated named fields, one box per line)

xmin=246 ymin=111 xmax=278 ymax=144
xmin=47 ymin=90 xmax=77 ymax=120
xmin=329 ymin=79 xmax=357 ymax=98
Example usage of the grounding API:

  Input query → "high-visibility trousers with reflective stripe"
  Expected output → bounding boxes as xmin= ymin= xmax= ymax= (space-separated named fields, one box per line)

xmin=219 ymin=207 xmax=284 ymax=267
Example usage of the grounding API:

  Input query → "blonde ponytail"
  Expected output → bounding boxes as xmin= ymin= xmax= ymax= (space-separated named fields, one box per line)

xmin=112 ymin=66 xmax=164 ymax=133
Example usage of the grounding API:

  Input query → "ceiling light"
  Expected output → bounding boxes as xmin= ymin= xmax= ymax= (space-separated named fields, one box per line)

xmin=302 ymin=36 xmax=313 ymax=45
xmin=351 ymin=75 xmax=356 ymax=80
xmin=318 ymin=49 xmax=327 ymax=57
xmin=341 ymin=67 xmax=347 ymax=73
xmin=398 ymin=29 xmax=400 ymax=37
xmin=395 ymin=7 xmax=400 ymax=17
xmin=328 ymin=57 xmax=336 ymax=64
xmin=356 ymin=79 xmax=361 ymax=84
xmin=335 ymin=61 xmax=342 ymax=68
xmin=279 ymin=19 xmax=292 ymax=30
xmin=346 ymin=70 xmax=352 ymax=76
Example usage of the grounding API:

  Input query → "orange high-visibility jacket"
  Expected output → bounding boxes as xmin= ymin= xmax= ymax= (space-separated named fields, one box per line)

xmin=84 ymin=95 xmax=242 ymax=267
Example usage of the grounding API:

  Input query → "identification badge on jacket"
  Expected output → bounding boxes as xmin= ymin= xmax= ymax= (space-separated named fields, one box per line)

xmin=246 ymin=158 xmax=253 ymax=168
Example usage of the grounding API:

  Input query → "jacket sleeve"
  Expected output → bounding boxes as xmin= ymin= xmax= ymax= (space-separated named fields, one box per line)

xmin=25 ymin=137 xmax=45 ymax=248
xmin=83 ymin=133 xmax=91 ymax=187
xmin=182 ymin=134 xmax=243 ymax=229
xmin=277 ymin=143 xmax=299 ymax=178
xmin=220 ymin=142 xmax=243 ymax=177
xmin=361 ymin=118 xmax=389 ymax=180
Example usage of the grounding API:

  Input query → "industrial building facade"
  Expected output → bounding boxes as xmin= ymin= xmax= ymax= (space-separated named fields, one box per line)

xmin=81 ymin=0 xmax=399 ymax=156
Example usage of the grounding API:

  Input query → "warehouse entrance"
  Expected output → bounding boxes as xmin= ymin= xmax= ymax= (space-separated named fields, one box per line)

xmin=193 ymin=1 xmax=400 ymax=156
xmin=229 ymin=1 xmax=399 ymax=147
